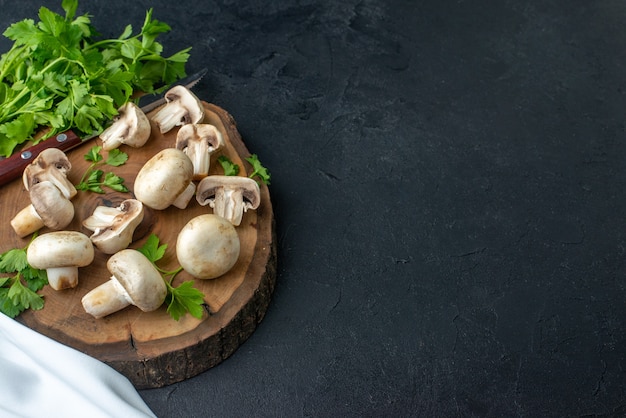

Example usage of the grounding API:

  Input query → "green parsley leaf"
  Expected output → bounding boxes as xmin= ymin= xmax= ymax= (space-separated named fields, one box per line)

xmin=76 ymin=168 xmax=104 ymax=193
xmin=0 ymin=288 xmax=22 ymax=319
xmin=217 ymin=155 xmax=240 ymax=176
xmin=0 ymin=237 xmax=47 ymax=318
xmin=21 ymin=266 xmax=47 ymax=292
xmin=166 ymin=281 xmax=206 ymax=321
xmin=7 ymin=278 xmax=44 ymax=312
xmin=62 ymin=0 xmax=78 ymax=21
xmin=84 ymin=146 xmax=104 ymax=163
xmin=246 ymin=154 xmax=271 ymax=185
xmin=106 ymin=148 xmax=129 ymax=166
xmin=103 ymin=172 xmax=129 ymax=193
xmin=137 ymin=233 xmax=167 ymax=263
xmin=0 ymin=248 xmax=28 ymax=273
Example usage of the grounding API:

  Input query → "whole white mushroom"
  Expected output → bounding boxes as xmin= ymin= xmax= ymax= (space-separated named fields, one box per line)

xmin=176 ymin=214 xmax=240 ymax=279
xmin=133 ymin=148 xmax=195 ymax=210
xmin=26 ymin=231 xmax=95 ymax=290
xmin=81 ymin=249 xmax=167 ymax=319
xmin=11 ymin=181 xmax=75 ymax=238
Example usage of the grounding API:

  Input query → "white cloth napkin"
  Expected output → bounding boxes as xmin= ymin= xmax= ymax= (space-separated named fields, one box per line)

xmin=0 ymin=313 xmax=156 ymax=418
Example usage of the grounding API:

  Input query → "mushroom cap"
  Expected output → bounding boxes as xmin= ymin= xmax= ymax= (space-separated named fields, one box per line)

xmin=196 ymin=175 xmax=261 ymax=209
xmin=176 ymin=123 xmax=224 ymax=152
xmin=29 ymin=181 xmax=75 ymax=230
xmin=27 ymin=231 xmax=94 ymax=270
xmin=176 ymin=214 xmax=240 ymax=279
xmin=133 ymin=148 xmax=194 ymax=210
xmin=175 ymin=123 xmax=224 ymax=180
xmin=82 ymin=199 xmax=144 ymax=254
xmin=196 ymin=175 xmax=261 ymax=225
xmin=151 ymin=85 xmax=205 ymax=134
xmin=100 ymin=102 xmax=151 ymax=150
xmin=107 ymin=249 xmax=167 ymax=312
xmin=23 ymin=148 xmax=76 ymax=199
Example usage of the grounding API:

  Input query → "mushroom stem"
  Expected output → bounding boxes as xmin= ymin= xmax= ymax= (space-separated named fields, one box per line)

xmin=214 ymin=187 xmax=245 ymax=226
xmin=46 ymin=266 xmax=79 ymax=291
xmin=83 ymin=206 xmax=121 ymax=229
xmin=10 ymin=205 xmax=44 ymax=238
xmin=99 ymin=123 xmax=126 ymax=150
xmin=187 ymin=141 xmax=210 ymax=180
xmin=82 ymin=276 xmax=132 ymax=319
xmin=153 ymin=108 xmax=187 ymax=134
xmin=172 ymin=182 xmax=196 ymax=209
xmin=45 ymin=168 xmax=77 ymax=199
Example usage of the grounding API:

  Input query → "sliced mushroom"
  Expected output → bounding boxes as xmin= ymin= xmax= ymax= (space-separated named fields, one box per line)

xmin=23 ymin=148 xmax=76 ymax=199
xmin=175 ymin=124 xmax=224 ymax=180
xmin=10 ymin=181 xmax=75 ymax=238
xmin=133 ymin=148 xmax=196 ymax=210
xmin=196 ymin=175 xmax=261 ymax=226
xmin=26 ymin=231 xmax=94 ymax=290
xmin=176 ymin=214 xmax=240 ymax=279
xmin=99 ymin=102 xmax=151 ymax=151
xmin=82 ymin=199 xmax=144 ymax=254
xmin=151 ymin=85 xmax=205 ymax=134
xmin=81 ymin=249 xmax=167 ymax=319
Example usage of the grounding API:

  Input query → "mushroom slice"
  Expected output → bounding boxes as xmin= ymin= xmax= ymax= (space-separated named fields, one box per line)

xmin=26 ymin=231 xmax=94 ymax=291
xmin=23 ymin=148 xmax=76 ymax=199
xmin=100 ymin=102 xmax=151 ymax=151
xmin=175 ymin=124 xmax=224 ymax=180
xmin=151 ymin=85 xmax=205 ymax=134
xmin=196 ymin=175 xmax=261 ymax=226
xmin=176 ymin=214 xmax=240 ymax=279
xmin=82 ymin=199 xmax=144 ymax=254
xmin=81 ymin=249 xmax=167 ymax=319
xmin=134 ymin=148 xmax=196 ymax=210
xmin=10 ymin=181 xmax=75 ymax=238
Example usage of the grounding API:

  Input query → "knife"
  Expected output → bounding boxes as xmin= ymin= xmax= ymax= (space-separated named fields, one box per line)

xmin=0 ymin=67 xmax=208 ymax=187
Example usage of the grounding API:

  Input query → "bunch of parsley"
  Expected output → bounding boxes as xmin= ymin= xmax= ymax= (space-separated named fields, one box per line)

xmin=0 ymin=0 xmax=190 ymax=157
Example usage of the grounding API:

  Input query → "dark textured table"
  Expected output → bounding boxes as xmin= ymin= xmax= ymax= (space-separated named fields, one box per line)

xmin=3 ymin=1 xmax=626 ymax=416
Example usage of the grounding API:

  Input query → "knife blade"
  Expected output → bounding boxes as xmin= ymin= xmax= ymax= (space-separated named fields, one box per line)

xmin=0 ymin=67 xmax=208 ymax=187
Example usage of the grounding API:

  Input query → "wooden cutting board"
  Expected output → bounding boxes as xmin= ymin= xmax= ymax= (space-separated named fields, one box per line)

xmin=0 ymin=102 xmax=276 ymax=389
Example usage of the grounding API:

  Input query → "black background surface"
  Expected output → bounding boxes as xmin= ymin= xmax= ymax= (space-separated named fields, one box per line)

xmin=2 ymin=1 xmax=626 ymax=416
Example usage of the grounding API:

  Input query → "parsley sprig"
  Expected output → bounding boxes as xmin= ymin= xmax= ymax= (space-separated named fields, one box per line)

xmin=218 ymin=154 xmax=271 ymax=185
xmin=0 ymin=235 xmax=47 ymax=318
xmin=0 ymin=0 xmax=190 ymax=157
xmin=137 ymin=234 xmax=205 ymax=321
xmin=76 ymin=145 xmax=129 ymax=193
xmin=246 ymin=154 xmax=271 ymax=185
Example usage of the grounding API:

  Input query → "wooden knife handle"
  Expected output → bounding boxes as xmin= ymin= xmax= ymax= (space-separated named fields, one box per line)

xmin=0 ymin=130 xmax=83 ymax=187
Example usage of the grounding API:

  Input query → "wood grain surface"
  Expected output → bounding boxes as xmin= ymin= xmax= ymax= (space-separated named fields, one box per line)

xmin=0 ymin=102 xmax=276 ymax=389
